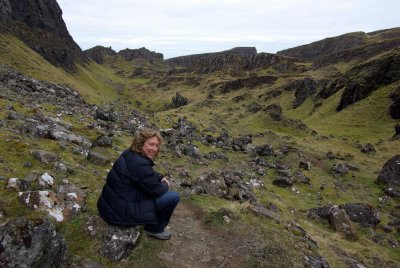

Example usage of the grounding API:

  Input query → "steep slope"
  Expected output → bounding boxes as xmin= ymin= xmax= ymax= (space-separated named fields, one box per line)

xmin=0 ymin=0 xmax=85 ymax=70
xmin=0 ymin=2 xmax=399 ymax=266
xmin=277 ymin=27 xmax=400 ymax=70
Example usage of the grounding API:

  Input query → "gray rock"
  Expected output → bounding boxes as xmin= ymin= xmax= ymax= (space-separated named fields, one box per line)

xmin=305 ymin=255 xmax=330 ymax=268
xmin=100 ymin=226 xmax=141 ymax=261
xmin=50 ymin=130 xmax=92 ymax=149
xmin=92 ymin=135 xmax=113 ymax=147
xmin=248 ymin=204 xmax=277 ymax=220
xmin=95 ymin=108 xmax=119 ymax=122
xmin=361 ymin=143 xmax=376 ymax=154
xmin=272 ymin=176 xmax=294 ymax=187
xmin=332 ymin=163 xmax=349 ymax=175
xmin=0 ymin=217 xmax=67 ymax=267
xmin=87 ymin=151 xmax=110 ymax=166
xmin=330 ymin=207 xmax=355 ymax=238
xmin=299 ymin=159 xmax=311 ymax=170
xmin=376 ymin=155 xmax=400 ymax=197
xmin=339 ymin=203 xmax=380 ymax=227
xmin=32 ymin=150 xmax=59 ymax=164
xmin=254 ymin=144 xmax=274 ymax=156
xmin=308 ymin=203 xmax=380 ymax=228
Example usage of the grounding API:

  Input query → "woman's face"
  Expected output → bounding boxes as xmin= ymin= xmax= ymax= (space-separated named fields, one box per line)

xmin=142 ymin=136 xmax=160 ymax=160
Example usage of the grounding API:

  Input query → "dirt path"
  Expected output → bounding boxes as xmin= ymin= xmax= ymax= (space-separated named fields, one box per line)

xmin=155 ymin=200 xmax=253 ymax=267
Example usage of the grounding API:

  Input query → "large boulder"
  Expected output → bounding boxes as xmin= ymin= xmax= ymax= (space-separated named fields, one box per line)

xmin=376 ymin=155 xmax=400 ymax=197
xmin=0 ymin=217 xmax=67 ymax=267
xmin=308 ymin=203 xmax=380 ymax=227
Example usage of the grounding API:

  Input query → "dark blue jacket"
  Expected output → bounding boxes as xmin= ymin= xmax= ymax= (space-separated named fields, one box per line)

xmin=97 ymin=149 xmax=169 ymax=226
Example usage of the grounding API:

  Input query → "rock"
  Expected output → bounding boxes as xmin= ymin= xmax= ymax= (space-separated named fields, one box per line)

xmin=38 ymin=172 xmax=55 ymax=188
xmin=0 ymin=217 xmax=67 ymax=267
xmin=394 ymin=124 xmax=400 ymax=138
xmin=170 ymin=92 xmax=189 ymax=108
xmin=178 ymin=144 xmax=201 ymax=159
xmin=50 ymin=130 xmax=92 ymax=149
xmin=204 ymin=151 xmax=228 ymax=161
xmin=254 ymin=144 xmax=274 ymax=156
xmin=232 ymin=134 xmax=252 ymax=151
xmin=293 ymin=170 xmax=311 ymax=184
xmin=305 ymin=255 xmax=331 ymax=268
xmin=173 ymin=117 xmax=196 ymax=138
xmin=247 ymin=102 xmax=263 ymax=112
xmin=263 ymin=103 xmax=283 ymax=121
xmin=100 ymin=226 xmax=141 ymax=261
xmin=299 ymin=159 xmax=312 ymax=170
xmin=92 ymin=135 xmax=113 ymax=147
xmin=118 ymin=47 xmax=163 ymax=61
xmin=87 ymin=151 xmax=110 ymax=166
xmin=332 ymin=163 xmax=349 ymax=175
xmin=32 ymin=150 xmax=59 ymax=164
xmin=248 ymin=204 xmax=277 ymax=221
xmin=376 ymin=155 xmax=400 ymax=197
xmin=308 ymin=203 xmax=380 ymax=227
xmin=94 ymin=108 xmax=119 ymax=122
xmin=290 ymin=77 xmax=317 ymax=108
xmin=64 ymin=255 xmax=104 ymax=268
xmin=330 ymin=207 xmax=355 ymax=239
xmin=84 ymin=45 xmax=116 ymax=64
xmin=336 ymin=50 xmax=400 ymax=111
xmin=272 ymin=176 xmax=294 ymax=187
xmin=339 ymin=203 xmax=380 ymax=227
xmin=361 ymin=143 xmax=376 ymax=153
xmin=18 ymin=184 xmax=86 ymax=222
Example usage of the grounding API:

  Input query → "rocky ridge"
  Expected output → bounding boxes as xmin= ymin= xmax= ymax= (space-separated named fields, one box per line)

xmin=0 ymin=0 xmax=85 ymax=70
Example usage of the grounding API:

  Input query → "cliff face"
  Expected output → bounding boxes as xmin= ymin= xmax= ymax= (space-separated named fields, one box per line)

xmin=165 ymin=47 xmax=302 ymax=74
xmin=277 ymin=32 xmax=368 ymax=60
xmin=118 ymin=47 xmax=164 ymax=61
xmin=277 ymin=28 xmax=400 ymax=70
xmin=0 ymin=0 xmax=85 ymax=70
xmin=84 ymin=46 xmax=117 ymax=64
xmin=166 ymin=47 xmax=257 ymax=68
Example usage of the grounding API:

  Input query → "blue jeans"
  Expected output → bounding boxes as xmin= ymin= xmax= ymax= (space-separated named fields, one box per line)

xmin=144 ymin=191 xmax=180 ymax=233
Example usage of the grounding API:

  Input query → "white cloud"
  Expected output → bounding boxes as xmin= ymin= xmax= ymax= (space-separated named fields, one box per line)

xmin=57 ymin=0 xmax=400 ymax=58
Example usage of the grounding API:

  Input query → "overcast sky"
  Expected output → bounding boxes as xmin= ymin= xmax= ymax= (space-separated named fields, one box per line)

xmin=57 ymin=0 xmax=399 ymax=59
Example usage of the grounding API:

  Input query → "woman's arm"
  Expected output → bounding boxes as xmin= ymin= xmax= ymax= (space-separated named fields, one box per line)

xmin=134 ymin=163 xmax=169 ymax=198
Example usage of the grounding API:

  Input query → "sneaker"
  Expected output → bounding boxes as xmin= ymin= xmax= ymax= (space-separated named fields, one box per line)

xmin=146 ymin=230 xmax=171 ymax=240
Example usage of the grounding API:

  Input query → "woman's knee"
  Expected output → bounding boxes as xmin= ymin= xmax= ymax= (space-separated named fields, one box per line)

xmin=170 ymin=191 xmax=180 ymax=205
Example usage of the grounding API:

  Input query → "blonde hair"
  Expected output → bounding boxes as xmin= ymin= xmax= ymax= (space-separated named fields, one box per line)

xmin=130 ymin=128 xmax=162 ymax=158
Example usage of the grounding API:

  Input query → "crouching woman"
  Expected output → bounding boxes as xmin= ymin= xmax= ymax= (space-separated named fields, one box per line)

xmin=97 ymin=128 xmax=180 ymax=240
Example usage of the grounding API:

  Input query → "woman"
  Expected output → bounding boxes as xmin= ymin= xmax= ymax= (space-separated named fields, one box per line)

xmin=97 ymin=128 xmax=180 ymax=240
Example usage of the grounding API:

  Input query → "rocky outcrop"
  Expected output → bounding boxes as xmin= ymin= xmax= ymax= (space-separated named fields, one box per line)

xmin=166 ymin=47 xmax=257 ymax=68
xmin=165 ymin=92 xmax=190 ymax=109
xmin=84 ymin=46 xmax=116 ymax=64
xmin=308 ymin=203 xmax=380 ymax=227
xmin=389 ymin=84 xmax=400 ymax=119
xmin=277 ymin=28 xmax=400 ymax=70
xmin=0 ymin=0 xmax=85 ymax=70
xmin=0 ymin=217 xmax=67 ymax=267
xmin=118 ymin=47 xmax=163 ymax=61
xmin=337 ymin=48 xmax=400 ymax=111
xmin=167 ymin=47 xmax=301 ymax=74
xmin=282 ymin=77 xmax=317 ymax=108
xmin=313 ymin=37 xmax=400 ymax=69
xmin=277 ymin=32 xmax=368 ymax=60
xmin=376 ymin=155 xmax=400 ymax=197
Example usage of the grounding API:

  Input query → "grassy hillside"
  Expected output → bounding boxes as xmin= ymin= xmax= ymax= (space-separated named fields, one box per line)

xmin=0 ymin=31 xmax=399 ymax=267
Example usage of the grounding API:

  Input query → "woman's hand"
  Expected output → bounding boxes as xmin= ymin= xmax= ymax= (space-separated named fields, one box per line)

xmin=161 ymin=177 xmax=170 ymax=187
